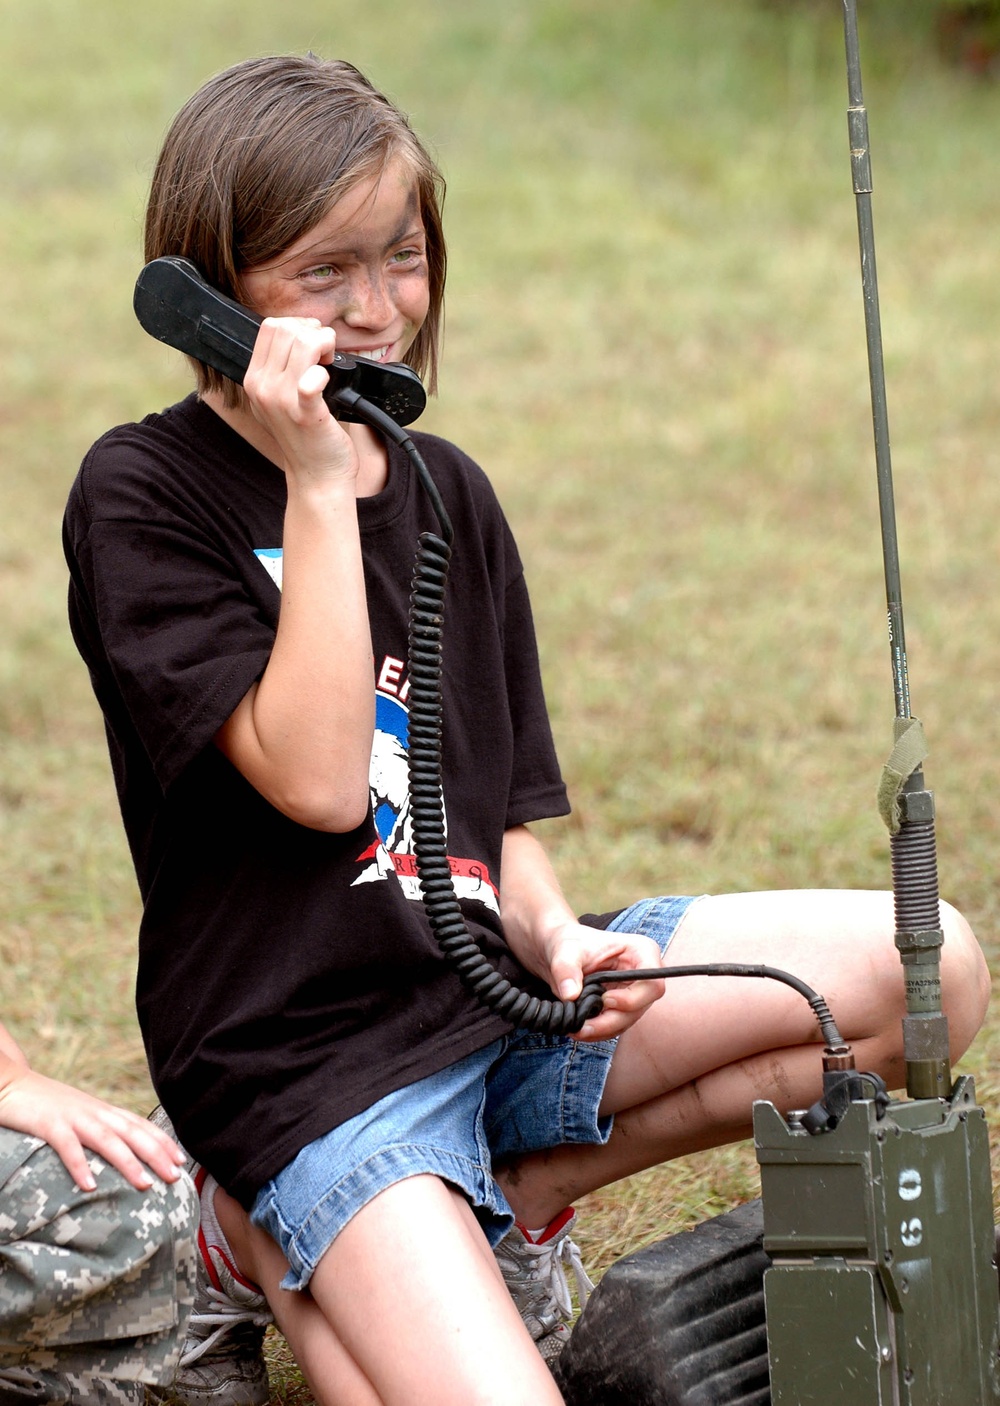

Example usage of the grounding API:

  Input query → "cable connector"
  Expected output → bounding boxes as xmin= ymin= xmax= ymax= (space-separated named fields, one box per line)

xmin=799 ymin=1066 xmax=890 ymax=1135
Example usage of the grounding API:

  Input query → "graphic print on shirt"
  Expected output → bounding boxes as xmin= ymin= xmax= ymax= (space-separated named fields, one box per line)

xmin=252 ymin=550 xmax=499 ymax=915
xmin=353 ymin=662 xmax=500 ymax=915
xmin=254 ymin=547 xmax=284 ymax=590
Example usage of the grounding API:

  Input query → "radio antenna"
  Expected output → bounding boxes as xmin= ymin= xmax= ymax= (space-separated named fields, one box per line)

xmin=843 ymin=0 xmax=950 ymax=1100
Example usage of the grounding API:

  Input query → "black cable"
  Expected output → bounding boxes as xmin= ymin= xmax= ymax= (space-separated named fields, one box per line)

xmin=405 ymin=520 xmax=605 ymax=1034
xmin=591 ymin=965 xmax=846 ymax=1049
xmin=331 ymin=391 xmax=600 ymax=1032
xmin=332 ymin=388 xmax=454 ymax=544
xmin=341 ymin=389 xmax=844 ymax=1047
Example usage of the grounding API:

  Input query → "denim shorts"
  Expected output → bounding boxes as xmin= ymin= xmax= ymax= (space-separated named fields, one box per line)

xmin=250 ymin=894 xmax=699 ymax=1290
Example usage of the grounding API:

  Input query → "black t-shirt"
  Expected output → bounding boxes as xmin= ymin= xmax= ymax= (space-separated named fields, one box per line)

xmin=64 ymin=395 xmax=570 ymax=1205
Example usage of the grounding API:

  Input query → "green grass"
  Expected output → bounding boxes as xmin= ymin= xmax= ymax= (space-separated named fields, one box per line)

xmin=2 ymin=1 xmax=1000 ymax=1396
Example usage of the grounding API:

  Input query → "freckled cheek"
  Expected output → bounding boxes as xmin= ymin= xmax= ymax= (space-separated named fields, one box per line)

xmin=263 ymin=290 xmax=350 ymax=330
xmin=395 ymin=272 xmax=431 ymax=331
xmin=242 ymin=276 xmax=319 ymax=322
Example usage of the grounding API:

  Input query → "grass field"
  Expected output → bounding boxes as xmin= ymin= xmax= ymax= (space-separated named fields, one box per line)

xmin=2 ymin=1 xmax=1000 ymax=1397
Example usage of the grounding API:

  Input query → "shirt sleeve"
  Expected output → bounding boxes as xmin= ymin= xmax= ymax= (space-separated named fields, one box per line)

xmin=64 ymin=437 xmax=276 ymax=792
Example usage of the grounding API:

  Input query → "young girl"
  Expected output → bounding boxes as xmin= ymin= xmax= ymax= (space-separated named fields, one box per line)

xmin=63 ymin=55 xmax=989 ymax=1406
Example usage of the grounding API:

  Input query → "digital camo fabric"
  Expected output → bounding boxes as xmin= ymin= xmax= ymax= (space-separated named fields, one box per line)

xmin=0 ymin=1130 xmax=198 ymax=1395
xmin=0 ymin=1365 xmax=145 ymax=1404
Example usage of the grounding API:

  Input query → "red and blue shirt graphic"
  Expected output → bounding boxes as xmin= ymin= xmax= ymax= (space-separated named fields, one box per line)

xmin=352 ymin=662 xmax=500 ymax=915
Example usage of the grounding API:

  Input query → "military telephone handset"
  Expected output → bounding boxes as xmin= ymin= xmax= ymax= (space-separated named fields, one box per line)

xmin=133 ymin=256 xmax=427 ymax=429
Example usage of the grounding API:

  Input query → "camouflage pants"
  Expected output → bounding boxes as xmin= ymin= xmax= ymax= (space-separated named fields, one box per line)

xmin=0 ymin=1129 xmax=198 ymax=1399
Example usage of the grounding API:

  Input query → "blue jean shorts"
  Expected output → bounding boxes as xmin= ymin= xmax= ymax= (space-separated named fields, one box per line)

xmin=250 ymin=894 xmax=698 ymax=1290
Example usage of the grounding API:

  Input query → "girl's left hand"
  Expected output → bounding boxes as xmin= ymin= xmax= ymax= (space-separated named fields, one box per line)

xmin=543 ymin=922 xmax=666 ymax=1042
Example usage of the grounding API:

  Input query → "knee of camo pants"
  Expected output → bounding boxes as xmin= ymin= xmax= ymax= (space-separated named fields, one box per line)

xmin=0 ymin=1129 xmax=198 ymax=1386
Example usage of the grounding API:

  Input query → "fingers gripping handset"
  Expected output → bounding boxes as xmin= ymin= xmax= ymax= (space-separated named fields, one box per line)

xmin=133 ymin=257 xmax=427 ymax=428
xmin=242 ymin=315 xmax=358 ymax=485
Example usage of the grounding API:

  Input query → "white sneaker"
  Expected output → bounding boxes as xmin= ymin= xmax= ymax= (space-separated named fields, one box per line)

xmin=494 ymin=1208 xmax=595 ymax=1363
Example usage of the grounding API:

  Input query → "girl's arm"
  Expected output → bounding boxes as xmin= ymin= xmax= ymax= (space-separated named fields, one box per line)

xmin=498 ymin=824 xmax=665 ymax=1041
xmin=212 ymin=318 xmax=375 ymax=833
xmin=0 ymin=1022 xmax=188 ymax=1191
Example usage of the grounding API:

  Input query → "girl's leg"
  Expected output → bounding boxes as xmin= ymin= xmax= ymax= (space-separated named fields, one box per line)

xmin=218 ymin=1174 xmax=564 ymax=1406
xmin=216 ymin=1185 xmax=383 ymax=1406
xmin=307 ymin=1175 xmax=564 ymax=1406
xmin=495 ymin=889 xmax=989 ymax=1226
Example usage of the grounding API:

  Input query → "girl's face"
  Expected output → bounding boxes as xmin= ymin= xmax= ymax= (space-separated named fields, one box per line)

xmin=241 ymin=153 xmax=430 ymax=367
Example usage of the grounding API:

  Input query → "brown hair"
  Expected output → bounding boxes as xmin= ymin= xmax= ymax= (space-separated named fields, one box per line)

xmin=145 ymin=55 xmax=446 ymax=400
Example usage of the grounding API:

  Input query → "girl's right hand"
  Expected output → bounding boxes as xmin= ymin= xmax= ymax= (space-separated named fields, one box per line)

xmin=242 ymin=317 xmax=359 ymax=487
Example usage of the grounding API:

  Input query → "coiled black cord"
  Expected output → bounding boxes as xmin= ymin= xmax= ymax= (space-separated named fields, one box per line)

xmin=406 ymin=524 xmax=606 ymax=1034
xmin=340 ymin=388 xmax=846 ymax=1047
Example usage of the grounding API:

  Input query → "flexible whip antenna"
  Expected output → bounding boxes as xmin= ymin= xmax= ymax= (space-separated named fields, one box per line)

xmin=843 ymin=0 xmax=950 ymax=1099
